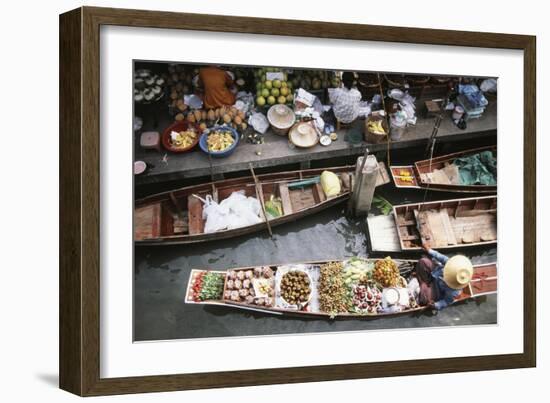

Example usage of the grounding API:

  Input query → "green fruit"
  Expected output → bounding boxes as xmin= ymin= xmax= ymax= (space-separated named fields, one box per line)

xmin=261 ymin=88 xmax=270 ymax=98
xmin=286 ymin=94 xmax=294 ymax=103
xmin=271 ymin=88 xmax=280 ymax=97
xmin=256 ymin=90 xmax=262 ymax=97
xmin=256 ymin=82 xmax=263 ymax=91
xmin=281 ymin=81 xmax=288 ymax=88
xmin=256 ymin=96 xmax=266 ymax=106
xmin=265 ymin=80 xmax=273 ymax=89
xmin=273 ymin=79 xmax=282 ymax=88
xmin=280 ymin=87 xmax=289 ymax=96
xmin=267 ymin=96 xmax=276 ymax=105
xmin=277 ymin=95 xmax=287 ymax=104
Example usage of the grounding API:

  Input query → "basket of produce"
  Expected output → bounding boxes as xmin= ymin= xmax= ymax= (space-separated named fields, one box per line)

xmin=364 ymin=114 xmax=389 ymax=143
xmin=199 ymin=125 xmax=239 ymax=157
xmin=384 ymin=73 xmax=407 ymax=88
xmin=223 ymin=267 xmax=275 ymax=308
xmin=161 ymin=121 xmax=200 ymax=153
xmin=279 ymin=269 xmax=312 ymax=308
xmin=267 ymin=104 xmax=296 ymax=136
xmin=357 ymin=72 xmax=381 ymax=89
xmin=430 ymin=75 xmax=452 ymax=85
xmin=405 ymin=75 xmax=431 ymax=86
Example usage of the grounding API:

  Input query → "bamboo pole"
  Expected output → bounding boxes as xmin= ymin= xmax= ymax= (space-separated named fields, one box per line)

xmin=249 ymin=163 xmax=273 ymax=237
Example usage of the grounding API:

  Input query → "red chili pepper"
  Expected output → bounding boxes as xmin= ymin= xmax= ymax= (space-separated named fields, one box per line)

xmin=192 ymin=272 xmax=205 ymax=301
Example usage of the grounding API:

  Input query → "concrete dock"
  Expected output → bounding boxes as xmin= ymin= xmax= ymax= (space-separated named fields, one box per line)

xmin=135 ymin=101 xmax=496 ymax=185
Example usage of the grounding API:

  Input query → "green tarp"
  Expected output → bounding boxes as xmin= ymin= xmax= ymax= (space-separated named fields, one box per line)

xmin=454 ymin=151 xmax=497 ymax=186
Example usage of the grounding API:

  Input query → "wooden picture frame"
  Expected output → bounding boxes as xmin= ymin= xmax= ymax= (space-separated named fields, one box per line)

xmin=59 ymin=6 xmax=536 ymax=396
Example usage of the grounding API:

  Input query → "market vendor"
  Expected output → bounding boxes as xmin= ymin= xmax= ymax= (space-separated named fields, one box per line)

xmin=415 ymin=242 xmax=474 ymax=310
xmin=329 ymin=71 xmax=362 ymax=124
xmin=198 ymin=66 xmax=236 ymax=109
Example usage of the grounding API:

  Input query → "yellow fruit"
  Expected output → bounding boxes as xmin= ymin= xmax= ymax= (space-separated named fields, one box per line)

xmin=207 ymin=109 xmax=216 ymax=121
xmin=240 ymin=122 xmax=248 ymax=131
xmin=280 ymin=87 xmax=289 ymax=96
xmin=223 ymin=114 xmax=232 ymax=124
xmin=175 ymin=113 xmax=185 ymax=121
xmin=234 ymin=116 xmax=242 ymax=125
xmin=201 ymin=110 xmax=207 ymax=121
xmin=199 ymin=122 xmax=207 ymax=132
xmin=277 ymin=95 xmax=287 ymax=104
xmin=187 ymin=114 xmax=196 ymax=123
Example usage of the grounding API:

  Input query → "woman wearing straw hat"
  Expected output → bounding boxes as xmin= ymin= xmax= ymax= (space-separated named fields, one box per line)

xmin=415 ymin=241 xmax=474 ymax=311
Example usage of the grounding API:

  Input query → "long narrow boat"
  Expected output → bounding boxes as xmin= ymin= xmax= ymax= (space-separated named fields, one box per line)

xmin=135 ymin=165 xmax=389 ymax=245
xmin=390 ymin=145 xmax=497 ymax=193
xmin=393 ymin=195 xmax=497 ymax=251
xmin=184 ymin=258 xmax=497 ymax=319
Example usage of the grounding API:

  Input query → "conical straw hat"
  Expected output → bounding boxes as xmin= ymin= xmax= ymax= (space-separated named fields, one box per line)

xmin=443 ymin=255 xmax=474 ymax=290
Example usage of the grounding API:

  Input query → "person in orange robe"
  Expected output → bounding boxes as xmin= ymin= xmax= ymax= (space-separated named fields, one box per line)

xmin=198 ymin=66 xmax=236 ymax=109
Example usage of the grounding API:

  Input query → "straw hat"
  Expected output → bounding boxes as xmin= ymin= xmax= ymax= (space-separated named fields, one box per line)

xmin=267 ymin=104 xmax=295 ymax=129
xmin=443 ymin=255 xmax=474 ymax=290
xmin=289 ymin=122 xmax=319 ymax=148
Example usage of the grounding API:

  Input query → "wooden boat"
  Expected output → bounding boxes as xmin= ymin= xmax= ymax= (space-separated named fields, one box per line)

xmin=135 ymin=165 xmax=389 ymax=245
xmin=390 ymin=146 xmax=497 ymax=193
xmin=184 ymin=258 xmax=497 ymax=319
xmin=393 ymin=195 xmax=497 ymax=251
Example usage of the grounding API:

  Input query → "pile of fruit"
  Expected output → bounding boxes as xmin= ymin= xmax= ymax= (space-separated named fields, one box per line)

xmin=191 ymin=271 xmax=225 ymax=302
xmin=254 ymin=68 xmax=294 ymax=107
xmin=165 ymin=64 xmax=197 ymax=113
xmin=206 ymin=130 xmax=235 ymax=152
xmin=177 ymin=106 xmax=248 ymax=134
xmin=280 ymin=271 xmax=311 ymax=306
xmin=224 ymin=267 xmax=275 ymax=307
xmin=290 ymin=70 xmax=340 ymax=91
xmin=169 ymin=129 xmax=198 ymax=149
xmin=318 ymin=262 xmax=349 ymax=316
xmin=343 ymin=257 xmax=374 ymax=286
xmin=373 ymin=257 xmax=401 ymax=288
xmin=349 ymin=283 xmax=382 ymax=314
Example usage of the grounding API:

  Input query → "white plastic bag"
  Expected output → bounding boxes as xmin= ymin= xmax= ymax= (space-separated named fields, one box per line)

xmin=198 ymin=191 xmax=263 ymax=233
xmin=248 ymin=112 xmax=270 ymax=134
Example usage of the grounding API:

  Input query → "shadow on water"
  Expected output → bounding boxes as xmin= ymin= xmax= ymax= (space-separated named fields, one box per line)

xmin=134 ymin=157 xmax=498 ymax=341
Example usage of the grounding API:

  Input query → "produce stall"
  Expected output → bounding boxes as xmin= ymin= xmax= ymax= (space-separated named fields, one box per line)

xmin=185 ymin=257 xmax=497 ymax=319
xmin=133 ymin=62 xmax=497 ymax=186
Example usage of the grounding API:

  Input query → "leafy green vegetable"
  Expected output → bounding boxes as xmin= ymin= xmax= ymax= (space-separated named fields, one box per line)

xmin=372 ymin=194 xmax=393 ymax=215
xmin=199 ymin=272 xmax=225 ymax=301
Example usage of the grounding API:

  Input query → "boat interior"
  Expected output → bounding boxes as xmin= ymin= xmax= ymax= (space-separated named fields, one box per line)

xmin=134 ymin=169 xmax=354 ymax=241
xmin=394 ymin=196 xmax=497 ymax=249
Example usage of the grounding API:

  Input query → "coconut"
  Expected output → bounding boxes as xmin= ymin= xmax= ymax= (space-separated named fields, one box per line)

xmin=194 ymin=110 xmax=202 ymax=122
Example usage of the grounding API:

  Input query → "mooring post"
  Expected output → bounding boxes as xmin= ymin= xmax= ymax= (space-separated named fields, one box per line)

xmin=353 ymin=154 xmax=380 ymax=216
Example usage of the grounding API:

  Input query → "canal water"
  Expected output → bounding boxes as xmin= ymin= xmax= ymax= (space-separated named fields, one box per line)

xmin=134 ymin=177 xmax=497 ymax=341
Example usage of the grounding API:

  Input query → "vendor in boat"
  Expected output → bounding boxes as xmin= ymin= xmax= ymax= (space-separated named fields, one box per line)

xmin=415 ymin=241 xmax=474 ymax=310
xmin=198 ymin=65 xmax=236 ymax=109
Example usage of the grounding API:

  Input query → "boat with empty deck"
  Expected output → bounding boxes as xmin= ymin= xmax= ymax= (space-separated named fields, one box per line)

xmin=135 ymin=165 xmax=389 ymax=245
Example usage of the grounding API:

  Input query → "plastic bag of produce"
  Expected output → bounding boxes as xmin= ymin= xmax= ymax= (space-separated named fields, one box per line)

xmin=199 ymin=191 xmax=263 ymax=233
xmin=248 ymin=112 xmax=270 ymax=134
xmin=320 ymin=171 xmax=341 ymax=197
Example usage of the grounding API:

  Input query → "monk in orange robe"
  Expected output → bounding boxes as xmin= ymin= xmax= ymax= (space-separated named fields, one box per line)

xmin=198 ymin=66 xmax=236 ymax=109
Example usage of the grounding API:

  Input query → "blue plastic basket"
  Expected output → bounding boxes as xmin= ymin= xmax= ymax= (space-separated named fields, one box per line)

xmin=199 ymin=126 xmax=240 ymax=157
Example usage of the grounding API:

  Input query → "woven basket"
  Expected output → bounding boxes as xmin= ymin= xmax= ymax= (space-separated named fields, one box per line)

xmin=364 ymin=115 xmax=389 ymax=144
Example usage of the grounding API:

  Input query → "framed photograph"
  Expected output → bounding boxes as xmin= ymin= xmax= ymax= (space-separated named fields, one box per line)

xmin=59 ymin=6 xmax=536 ymax=396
